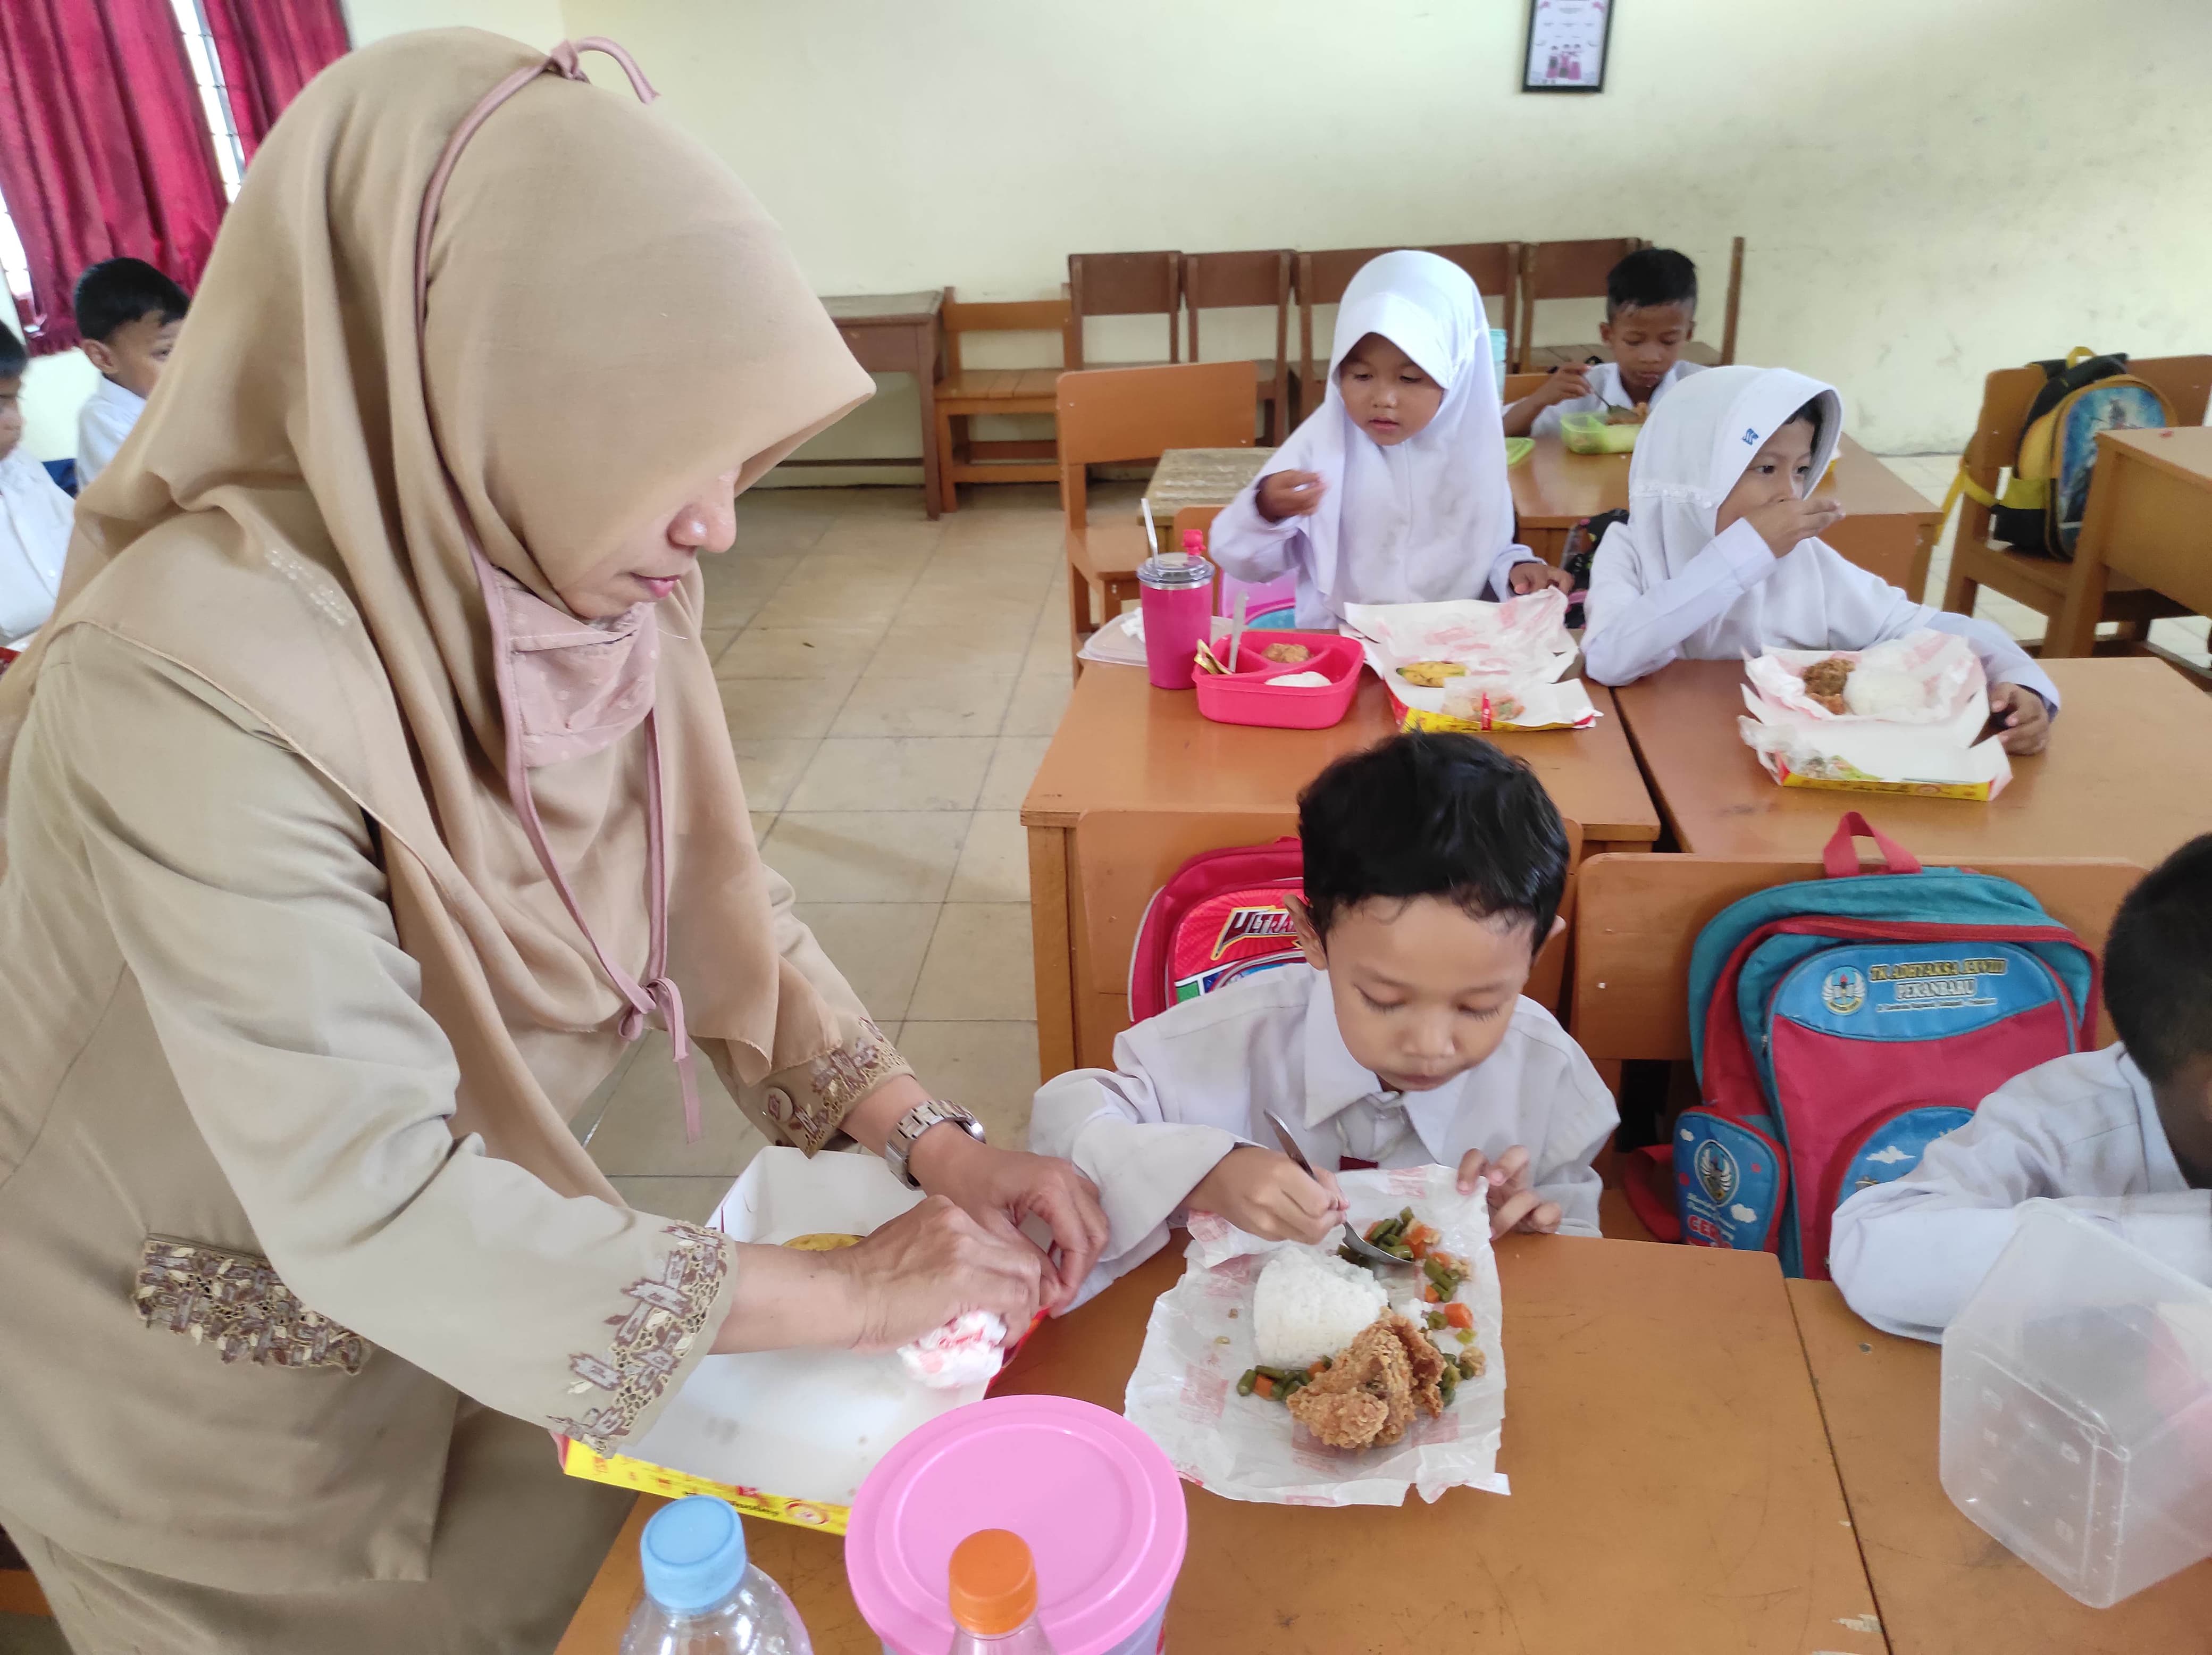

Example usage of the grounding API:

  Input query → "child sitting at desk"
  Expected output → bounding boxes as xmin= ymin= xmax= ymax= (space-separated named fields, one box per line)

xmin=73 ymin=257 xmax=189 ymax=488
xmin=1028 ymin=732 xmax=1617 ymax=1297
xmin=1831 ymin=835 xmax=2212 ymax=1340
xmin=1579 ymin=365 xmax=2057 ymax=754
xmin=1504 ymin=246 xmax=1706 ymax=438
xmin=0 ymin=322 xmax=73 ymax=650
xmin=1208 ymin=250 xmax=1571 ymax=629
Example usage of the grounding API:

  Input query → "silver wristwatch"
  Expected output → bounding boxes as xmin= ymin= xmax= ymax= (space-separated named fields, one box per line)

xmin=884 ymin=1099 xmax=985 ymax=1190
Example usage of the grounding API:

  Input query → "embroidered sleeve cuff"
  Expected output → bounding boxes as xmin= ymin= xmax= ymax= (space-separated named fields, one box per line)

xmin=550 ymin=1219 xmax=736 ymax=1455
xmin=739 ymin=1016 xmax=913 ymax=1156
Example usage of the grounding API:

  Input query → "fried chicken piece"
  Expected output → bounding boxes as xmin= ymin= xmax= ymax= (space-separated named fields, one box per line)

xmin=1286 ymin=1313 xmax=1443 ymax=1449
xmin=1800 ymin=655 xmax=1854 ymax=714
xmin=1377 ymin=1311 xmax=1448 ymax=1418
xmin=1259 ymin=641 xmax=1312 ymax=665
xmin=1284 ymin=1385 xmax=1392 ymax=1450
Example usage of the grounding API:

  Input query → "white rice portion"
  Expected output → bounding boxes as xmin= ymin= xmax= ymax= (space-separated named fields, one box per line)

xmin=1252 ymin=1248 xmax=1389 ymax=1368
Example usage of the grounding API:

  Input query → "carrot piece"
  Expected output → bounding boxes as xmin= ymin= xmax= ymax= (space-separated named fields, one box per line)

xmin=1443 ymin=1301 xmax=1474 ymax=1330
xmin=1421 ymin=1283 xmax=1441 ymax=1303
xmin=1253 ymin=1375 xmax=1276 ymax=1400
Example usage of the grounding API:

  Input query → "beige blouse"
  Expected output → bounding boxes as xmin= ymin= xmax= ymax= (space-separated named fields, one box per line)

xmin=0 ymin=624 xmax=907 ymax=1592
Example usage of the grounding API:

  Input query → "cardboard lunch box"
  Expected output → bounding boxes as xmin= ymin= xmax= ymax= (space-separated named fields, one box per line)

xmin=556 ymin=1147 xmax=1028 ymax=1535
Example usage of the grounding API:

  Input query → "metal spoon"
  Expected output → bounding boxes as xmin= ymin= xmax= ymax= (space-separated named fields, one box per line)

xmin=1261 ymin=1109 xmax=1406 ymax=1269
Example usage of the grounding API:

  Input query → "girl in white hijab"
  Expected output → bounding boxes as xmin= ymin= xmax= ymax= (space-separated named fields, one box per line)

xmin=1581 ymin=366 xmax=2056 ymax=752
xmin=1210 ymin=250 xmax=1569 ymax=628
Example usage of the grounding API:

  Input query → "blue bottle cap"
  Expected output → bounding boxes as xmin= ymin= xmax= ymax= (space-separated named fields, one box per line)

xmin=640 ymin=1495 xmax=747 ymax=1613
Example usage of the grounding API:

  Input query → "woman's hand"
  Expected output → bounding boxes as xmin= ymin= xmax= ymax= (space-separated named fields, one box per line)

xmin=1256 ymin=470 xmax=1326 ymax=522
xmin=831 ymin=1196 xmax=1045 ymax=1351
xmin=1508 ymin=561 xmax=1576 ymax=596
xmin=910 ymin=1128 xmax=1111 ymax=1312
xmin=1455 ymin=1145 xmax=1563 ymax=1239
xmin=1188 ymin=1146 xmax=1346 ymax=1244
xmin=1742 ymin=496 xmax=1847 ymax=557
xmin=1991 ymin=683 xmax=2051 ymax=755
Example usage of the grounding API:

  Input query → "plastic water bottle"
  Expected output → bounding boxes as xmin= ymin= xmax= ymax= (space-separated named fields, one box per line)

xmin=620 ymin=1495 xmax=813 ymax=1655
xmin=944 ymin=1530 xmax=1058 ymax=1654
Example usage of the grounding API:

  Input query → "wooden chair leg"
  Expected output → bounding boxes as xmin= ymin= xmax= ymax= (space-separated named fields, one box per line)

xmin=936 ymin=409 xmax=961 ymax=515
xmin=1941 ymin=557 xmax=1979 ymax=617
xmin=1066 ymin=564 xmax=1093 ymax=675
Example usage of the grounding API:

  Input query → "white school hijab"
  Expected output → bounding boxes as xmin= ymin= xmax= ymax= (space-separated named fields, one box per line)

xmin=1250 ymin=249 xmax=1514 ymax=608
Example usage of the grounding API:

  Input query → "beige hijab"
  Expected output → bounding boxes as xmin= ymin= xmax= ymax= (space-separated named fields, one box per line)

xmin=0 ymin=30 xmax=873 ymax=1200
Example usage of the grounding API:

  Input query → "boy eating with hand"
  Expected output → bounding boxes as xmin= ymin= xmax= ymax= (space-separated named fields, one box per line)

xmin=1028 ymin=733 xmax=1617 ymax=1298
xmin=1504 ymin=246 xmax=1705 ymax=439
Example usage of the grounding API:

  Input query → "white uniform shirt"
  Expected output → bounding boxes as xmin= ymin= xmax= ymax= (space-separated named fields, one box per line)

xmin=1829 ymin=1045 xmax=2212 ymax=1342
xmin=75 ymin=375 xmax=145 ymax=488
xmin=1028 ymin=965 xmax=1618 ymax=1299
xmin=0 ymin=445 xmax=73 ymax=646
xmin=1528 ymin=358 xmax=1704 ymax=438
xmin=1210 ymin=489 xmax=1538 ymax=624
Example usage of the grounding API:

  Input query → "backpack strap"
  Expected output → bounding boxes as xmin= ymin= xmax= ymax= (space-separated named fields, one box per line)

xmin=1822 ymin=812 xmax=1923 ymax=879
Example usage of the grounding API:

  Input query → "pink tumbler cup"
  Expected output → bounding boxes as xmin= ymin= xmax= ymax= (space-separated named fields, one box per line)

xmin=1136 ymin=555 xmax=1214 ymax=691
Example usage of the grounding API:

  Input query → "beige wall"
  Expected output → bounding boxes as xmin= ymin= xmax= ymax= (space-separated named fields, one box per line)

xmin=22 ymin=0 xmax=2211 ymax=465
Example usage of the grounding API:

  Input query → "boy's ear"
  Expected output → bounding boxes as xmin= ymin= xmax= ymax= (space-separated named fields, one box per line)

xmin=1596 ymin=319 xmax=1613 ymax=347
xmin=81 ymin=338 xmax=117 ymax=376
xmin=1285 ymin=894 xmax=1328 ymax=972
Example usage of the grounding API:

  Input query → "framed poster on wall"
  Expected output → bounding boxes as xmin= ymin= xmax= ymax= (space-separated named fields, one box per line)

xmin=1523 ymin=0 xmax=1612 ymax=93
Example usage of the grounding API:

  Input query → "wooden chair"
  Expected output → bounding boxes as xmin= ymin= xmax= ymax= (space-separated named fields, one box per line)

xmin=1066 ymin=252 xmax=1181 ymax=370
xmin=1058 ymin=362 xmax=1256 ymax=668
xmin=0 ymin=1526 xmax=50 ymax=1619
xmin=1940 ymin=355 xmax=2212 ymax=661
xmin=1500 ymin=372 xmax=1551 ymax=406
xmin=931 ymin=287 xmax=1071 ymax=515
xmin=1294 ymin=243 xmax=1520 ymax=422
xmin=1516 ymin=237 xmax=1745 ymax=372
xmin=1183 ymin=250 xmax=1292 ymax=442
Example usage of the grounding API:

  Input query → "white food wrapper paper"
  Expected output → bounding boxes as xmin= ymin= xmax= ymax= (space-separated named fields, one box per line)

xmin=1341 ymin=591 xmax=1594 ymax=729
xmin=1123 ymin=1165 xmax=1508 ymax=1507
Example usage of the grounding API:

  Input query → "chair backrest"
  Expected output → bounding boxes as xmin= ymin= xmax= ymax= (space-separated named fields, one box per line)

xmin=939 ymin=286 xmax=1072 ymax=377
xmin=1182 ymin=250 xmax=1291 ymax=369
xmin=1569 ymin=851 xmax=2142 ymax=1063
xmin=1500 ymin=371 xmax=1551 ymax=405
xmin=1515 ymin=237 xmax=1644 ymax=371
xmin=1066 ymin=252 xmax=1182 ymax=370
xmin=1055 ymin=361 xmax=1256 ymax=522
xmin=1295 ymin=243 xmax=1519 ymax=391
xmin=1953 ymin=354 xmax=2212 ymax=558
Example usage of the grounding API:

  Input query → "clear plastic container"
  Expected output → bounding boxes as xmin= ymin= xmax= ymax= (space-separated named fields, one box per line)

xmin=1557 ymin=410 xmax=1640 ymax=454
xmin=1939 ymin=1199 xmax=2212 ymax=1608
xmin=621 ymin=1495 xmax=814 ymax=1654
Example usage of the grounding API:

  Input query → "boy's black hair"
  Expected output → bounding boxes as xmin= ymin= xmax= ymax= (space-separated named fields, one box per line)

xmin=1783 ymin=395 xmax=1825 ymax=453
xmin=0 ymin=322 xmax=24 ymax=379
xmin=2105 ymin=834 xmax=2212 ymax=1086
xmin=1298 ymin=732 xmax=1570 ymax=947
xmin=72 ymin=258 xmax=189 ymax=344
xmin=1605 ymin=247 xmax=1698 ymax=320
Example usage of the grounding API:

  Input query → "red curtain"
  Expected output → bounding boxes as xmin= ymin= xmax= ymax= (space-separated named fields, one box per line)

xmin=201 ymin=0 xmax=349 ymax=163
xmin=0 ymin=0 xmax=229 ymax=352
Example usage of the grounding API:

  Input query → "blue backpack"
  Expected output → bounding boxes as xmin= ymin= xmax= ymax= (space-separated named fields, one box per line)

xmin=1626 ymin=814 xmax=2100 ymax=1278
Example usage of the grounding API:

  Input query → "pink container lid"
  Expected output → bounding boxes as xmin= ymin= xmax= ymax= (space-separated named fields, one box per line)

xmin=846 ymin=1396 xmax=1187 ymax=1655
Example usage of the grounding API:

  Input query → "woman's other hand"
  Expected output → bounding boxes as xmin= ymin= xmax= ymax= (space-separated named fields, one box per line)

xmin=911 ymin=1130 xmax=1111 ymax=1313
xmin=834 ymin=1196 xmax=1045 ymax=1350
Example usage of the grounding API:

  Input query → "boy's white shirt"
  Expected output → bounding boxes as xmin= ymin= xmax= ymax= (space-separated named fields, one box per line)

xmin=0 ymin=445 xmax=73 ymax=646
xmin=1829 ymin=1044 xmax=2212 ymax=1344
xmin=1528 ymin=358 xmax=1704 ymax=438
xmin=76 ymin=374 xmax=145 ymax=487
xmin=1579 ymin=365 xmax=2060 ymax=713
xmin=1209 ymin=250 xmax=1539 ymax=628
xmin=1028 ymin=963 xmax=1618 ymax=1302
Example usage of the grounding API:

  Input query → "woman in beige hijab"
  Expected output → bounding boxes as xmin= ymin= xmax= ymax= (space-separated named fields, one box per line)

xmin=0 ymin=28 xmax=1105 ymax=1651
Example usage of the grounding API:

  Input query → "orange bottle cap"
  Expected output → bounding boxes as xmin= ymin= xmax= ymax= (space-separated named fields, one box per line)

xmin=948 ymin=1528 xmax=1038 ymax=1636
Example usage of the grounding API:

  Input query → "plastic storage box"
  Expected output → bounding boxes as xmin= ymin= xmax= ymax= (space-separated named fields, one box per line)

xmin=1558 ymin=410 xmax=1639 ymax=454
xmin=1192 ymin=631 xmax=1364 ymax=730
xmin=1940 ymin=1199 xmax=2212 ymax=1607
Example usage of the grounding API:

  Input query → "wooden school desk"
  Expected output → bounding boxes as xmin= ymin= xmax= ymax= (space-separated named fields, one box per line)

xmin=1141 ymin=445 xmax=1272 ymax=524
xmin=2049 ymin=425 xmax=2212 ymax=659
xmin=789 ymin=292 xmax=946 ymax=519
xmin=1021 ymin=665 xmax=1660 ymax=1077
xmin=1614 ymin=657 xmax=2212 ymax=872
xmin=1511 ymin=434 xmax=1945 ymax=593
xmin=559 ymin=1238 xmax=1886 ymax=1655
xmin=1789 ymin=1281 xmax=2212 ymax=1653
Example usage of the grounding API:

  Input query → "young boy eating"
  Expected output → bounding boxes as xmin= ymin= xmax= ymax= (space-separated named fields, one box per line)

xmin=73 ymin=257 xmax=189 ymax=487
xmin=1831 ymin=835 xmax=2212 ymax=1341
xmin=1504 ymin=246 xmax=1705 ymax=438
xmin=0 ymin=323 xmax=74 ymax=649
xmin=1028 ymin=733 xmax=1617 ymax=1296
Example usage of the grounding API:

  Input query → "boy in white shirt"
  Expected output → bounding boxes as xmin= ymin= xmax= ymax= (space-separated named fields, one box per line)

xmin=1580 ymin=365 xmax=2057 ymax=755
xmin=73 ymin=257 xmax=189 ymax=488
xmin=1831 ymin=835 xmax=2212 ymax=1341
xmin=0 ymin=324 xmax=74 ymax=649
xmin=1504 ymin=247 xmax=1706 ymax=439
xmin=1029 ymin=733 xmax=1618 ymax=1294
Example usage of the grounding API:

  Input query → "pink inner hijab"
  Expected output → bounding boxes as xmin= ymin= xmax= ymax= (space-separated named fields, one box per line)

xmin=412 ymin=40 xmax=706 ymax=1138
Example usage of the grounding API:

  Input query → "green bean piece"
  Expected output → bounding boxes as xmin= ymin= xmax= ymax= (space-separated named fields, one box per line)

xmin=1457 ymin=1353 xmax=1481 ymax=1380
xmin=1237 ymin=1369 xmax=1259 ymax=1397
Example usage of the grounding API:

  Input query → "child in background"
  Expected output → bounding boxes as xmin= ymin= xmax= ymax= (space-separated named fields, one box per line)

xmin=1581 ymin=365 xmax=2056 ymax=753
xmin=1504 ymin=247 xmax=1705 ymax=439
xmin=1831 ymin=835 xmax=2212 ymax=1341
xmin=1028 ymin=733 xmax=1616 ymax=1298
xmin=0 ymin=323 xmax=73 ymax=649
xmin=1209 ymin=250 xmax=1571 ymax=629
xmin=73 ymin=257 xmax=189 ymax=487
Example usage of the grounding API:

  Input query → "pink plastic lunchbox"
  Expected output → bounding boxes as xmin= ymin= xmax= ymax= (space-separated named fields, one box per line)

xmin=1192 ymin=630 xmax=1363 ymax=731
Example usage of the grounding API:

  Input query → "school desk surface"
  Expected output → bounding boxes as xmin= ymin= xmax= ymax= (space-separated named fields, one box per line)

xmin=1615 ymin=656 xmax=2212 ymax=871
xmin=1019 ymin=663 xmax=1659 ymax=1076
xmin=558 ymin=1238 xmax=1886 ymax=1655
xmin=1789 ymin=1279 xmax=2212 ymax=1653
